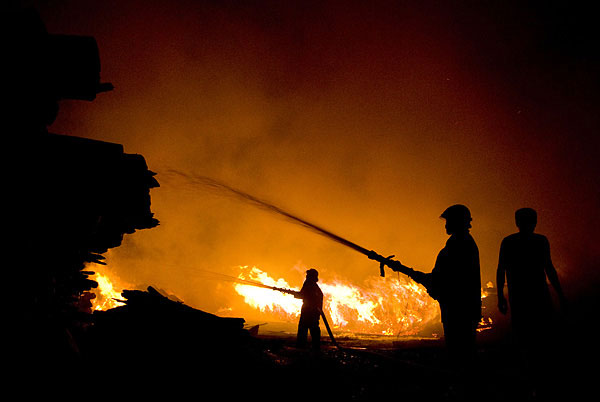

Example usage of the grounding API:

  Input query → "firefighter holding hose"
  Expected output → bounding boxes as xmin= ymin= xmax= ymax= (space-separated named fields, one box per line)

xmin=293 ymin=268 xmax=324 ymax=351
xmin=368 ymin=204 xmax=482 ymax=369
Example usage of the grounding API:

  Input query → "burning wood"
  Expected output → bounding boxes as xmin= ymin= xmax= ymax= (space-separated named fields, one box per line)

xmin=90 ymin=264 xmax=495 ymax=342
xmin=232 ymin=266 xmax=440 ymax=336
xmin=478 ymin=281 xmax=497 ymax=332
xmin=91 ymin=285 xmax=247 ymax=349
xmin=90 ymin=271 xmax=126 ymax=311
xmin=230 ymin=266 xmax=496 ymax=337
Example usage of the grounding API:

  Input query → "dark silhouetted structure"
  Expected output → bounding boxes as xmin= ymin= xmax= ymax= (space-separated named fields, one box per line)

xmin=294 ymin=268 xmax=324 ymax=351
xmin=369 ymin=204 xmax=482 ymax=369
xmin=6 ymin=5 xmax=159 ymax=382
xmin=496 ymin=208 xmax=567 ymax=395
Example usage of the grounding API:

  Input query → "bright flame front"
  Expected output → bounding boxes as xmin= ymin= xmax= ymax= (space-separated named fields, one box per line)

xmin=90 ymin=270 xmax=126 ymax=311
xmin=234 ymin=269 xmax=303 ymax=317
xmin=234 ymin=266 xmax=440 ymax=336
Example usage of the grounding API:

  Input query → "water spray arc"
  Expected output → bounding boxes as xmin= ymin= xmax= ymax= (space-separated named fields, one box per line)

xmin=164 ymin=170 xmax=401 ymax=278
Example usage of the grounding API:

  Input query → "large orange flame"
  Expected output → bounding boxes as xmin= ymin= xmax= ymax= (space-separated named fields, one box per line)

xmin=89 ymin=269 xmax=126 ymax=311
xmin=234 ymin=266 xmax=440 ymax=336
xmin=88 ymin=264 xmax=493 ymax=337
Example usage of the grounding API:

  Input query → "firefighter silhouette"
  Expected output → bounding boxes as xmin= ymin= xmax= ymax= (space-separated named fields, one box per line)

xmin=369 ymin=204 xmax=482 ymax=368
xmin=294 ymin=268 xmax=323 ymax=350
xmin=427 ymin=205 xmax=481 ymax=367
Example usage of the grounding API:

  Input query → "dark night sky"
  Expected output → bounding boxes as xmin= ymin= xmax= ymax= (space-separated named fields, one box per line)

xmin=26 ymin=0 xmax=599 ymax=316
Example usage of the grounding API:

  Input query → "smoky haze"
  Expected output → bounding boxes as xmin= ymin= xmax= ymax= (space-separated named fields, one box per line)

xmin=35 ymin=1 xmax=599 ymax=317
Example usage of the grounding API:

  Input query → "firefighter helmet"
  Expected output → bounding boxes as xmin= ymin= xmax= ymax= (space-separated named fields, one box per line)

xmin=440 ymin=204 xmax=472 ymax=224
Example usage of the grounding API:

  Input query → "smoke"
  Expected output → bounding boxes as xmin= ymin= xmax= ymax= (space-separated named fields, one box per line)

xmin=164 ymin=169 xmax=376 ymax=257
xmin=36 ymin=1 xmax=599 ymax=315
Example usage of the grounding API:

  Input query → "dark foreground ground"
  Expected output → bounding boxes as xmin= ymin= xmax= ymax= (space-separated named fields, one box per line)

xmin=18 ymin=324 xmax=591 ymax=402
xmin=204 ymin=329 xmax=590 ymax=402
xmin=10 ymin=289 xmax=595 ymax=401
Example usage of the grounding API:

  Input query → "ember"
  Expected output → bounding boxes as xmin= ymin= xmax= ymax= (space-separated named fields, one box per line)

xmin=478 ymin=281 xmax=496 ymax=332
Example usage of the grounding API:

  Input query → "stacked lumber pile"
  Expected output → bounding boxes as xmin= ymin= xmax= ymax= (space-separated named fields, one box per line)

xmin=83 ymin=286 xmax=260 ymax=395
xmin=90 ymin=285 xmax=247 ymax=350
xmin=5 ymin=6 xmax=160 ymax=377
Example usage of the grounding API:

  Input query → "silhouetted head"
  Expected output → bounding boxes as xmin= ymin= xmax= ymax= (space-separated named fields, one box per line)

xmin=515 ymin=208 xmax=537 ymax=233
xmin=441 ymin=204 xmax=472 ymax=234
xmin=306 ymin=268 xmax=319 ymax=283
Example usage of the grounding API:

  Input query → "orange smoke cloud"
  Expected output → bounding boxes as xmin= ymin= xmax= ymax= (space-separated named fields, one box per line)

xmin=37 ymin=1 xmax=598 ymax=320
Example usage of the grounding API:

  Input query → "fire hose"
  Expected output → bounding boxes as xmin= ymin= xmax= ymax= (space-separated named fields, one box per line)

xmin=197 ymin=269 xmax=344 ymax=347
xmin=249 ymin=283 xmax=340 ymax=348
xmin=166 ymin=170 xmax=427 ymax=281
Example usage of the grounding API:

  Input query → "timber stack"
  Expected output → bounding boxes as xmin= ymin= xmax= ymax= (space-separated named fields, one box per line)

xmin=87 ymin=286 xmax=250 ymax=370
xmin=5 ymin=4 xmax=160 ymax=379
xmin=6 ymin=5 xmax=262 ymax=395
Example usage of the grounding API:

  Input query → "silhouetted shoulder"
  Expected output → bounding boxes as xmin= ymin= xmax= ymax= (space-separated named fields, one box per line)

xmin=502 ymin=232 xmax=548 ymax=244
xmin=501 ymin=233 xmax=520 ymax=243
xmin=446 ymin=232 xmax=479 ymax=250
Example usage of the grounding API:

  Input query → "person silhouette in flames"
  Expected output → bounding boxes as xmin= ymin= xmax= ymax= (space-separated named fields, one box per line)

xmin=294 ymin=268 xmax=323 ymax=351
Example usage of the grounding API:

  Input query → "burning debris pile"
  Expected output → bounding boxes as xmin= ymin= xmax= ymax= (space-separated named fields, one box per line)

xmin=81 ymin=285 xmax=315 ymax=399
xmin=232 ymin=266 xmax=441 ymax=337
xmin=81 ymin=284 xmax=464 ymax=400
xmin=227 ymin=266 xmax=497 ymax=338
xmin=86 ymin=286 xmax=249 ymax=365
xmin=94 ymin=285 xmax=245 ymax=334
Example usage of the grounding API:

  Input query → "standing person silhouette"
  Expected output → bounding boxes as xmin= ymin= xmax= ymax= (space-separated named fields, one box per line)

xmin=294 ymin=268 xmax=323 ymax=351
xmin=496 ymin=208 xmax=567 ymax=395
xmin=427 ymin=204 xmax=481 ymax=370
xmin=370 ymin=204 xmax=482 ymax=370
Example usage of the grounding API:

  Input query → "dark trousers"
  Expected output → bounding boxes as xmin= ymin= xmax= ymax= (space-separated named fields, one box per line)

xmin=443 ymin=320 xmax=478 ymax=370
xmin=297 ymin=322 xmax=321 ymax=350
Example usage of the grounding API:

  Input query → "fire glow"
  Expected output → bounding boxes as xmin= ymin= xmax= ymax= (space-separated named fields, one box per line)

xmin=234 ymin=266 xmax=440 ymax=336
xmin=90 ymin=270 xmax=126 ymax=311
xmin=90 ymin=265 xmax=494 ymax=337
xmin=477 ymin=281 xmax=495 ymax=332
